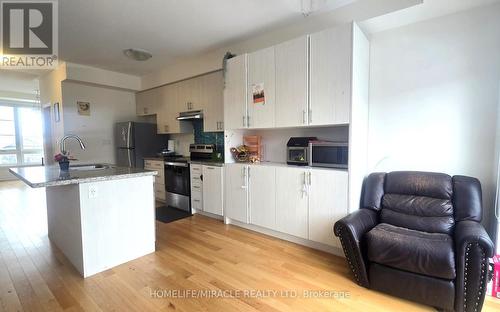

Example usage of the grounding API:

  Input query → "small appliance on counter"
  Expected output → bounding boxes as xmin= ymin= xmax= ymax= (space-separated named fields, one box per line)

xmin=286 ymin=137 xmax=349 ymax=169
xmin=309 ymin=141 xmax=348 ymax=169
xmin=286 ymin=137 xmax=317 ymax=166
xmin=190 ymin=144 xmax=216 ymax=161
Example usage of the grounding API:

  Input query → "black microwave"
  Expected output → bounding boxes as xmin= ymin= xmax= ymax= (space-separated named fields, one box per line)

xmin=309 ymin=142 xmax=348 ymax=169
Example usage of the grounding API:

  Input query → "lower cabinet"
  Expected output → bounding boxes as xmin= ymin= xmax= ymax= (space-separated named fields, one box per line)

xmin=224 ymin=163 xmax=348 ymax=249
xmin=308 ymin=169 xmax=348 ymax=247
xmin=275 ymin=166 xmax=308 ymax=239
xmin=248 ymin=166 xmax=276 ymax=229
xmin=224 ymin=164 xmax=248 ymax=223
xmin=144 ymin=160 xmax=166 ymax=202
xmin=202 ymin=165 xmax=224 ymax=216
xmin=191 ymin=164 xmax=224 ymax=216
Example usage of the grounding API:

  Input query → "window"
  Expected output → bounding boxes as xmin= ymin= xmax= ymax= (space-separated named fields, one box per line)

xmin=0 ymin=104 xmax=43 ymax=166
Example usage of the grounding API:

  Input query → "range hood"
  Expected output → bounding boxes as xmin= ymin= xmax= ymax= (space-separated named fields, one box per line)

xmin=176 ymin=110 xmax=203 ymax=120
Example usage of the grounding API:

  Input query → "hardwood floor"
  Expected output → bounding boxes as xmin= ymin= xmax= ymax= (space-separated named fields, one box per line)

xmin=0 ymin=180 xmax=499 ymax=312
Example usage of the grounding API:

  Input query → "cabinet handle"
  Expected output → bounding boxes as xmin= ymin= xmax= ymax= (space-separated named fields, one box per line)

xmin=241 ymin=166 xmax=248 ymax=189
xmin=144 ymin=107 xmax=148 ymax=114
xmin=309 ymin=109 xmax=312 ymax=123
xmin=308 ymin=172 xmax=312 ymax=186
xmin=205 ymin=167 xmax=214 ymax=170
xmin=220 ymin=121 xmax=223 ymax=130
xmin=164 ymin=125 xmax=169 ymax=132
xmin=247 ymin=115 xmax=250 ymax=127
xmin=302 ymin=110 xmax=307 ymax=124
xmin=243 ymin=115 xmax=246 ymax=127
xmin=194 ymin=199 xmax=200 ymax=202
xmin=302 ymin=172 xmax=308 ymax=198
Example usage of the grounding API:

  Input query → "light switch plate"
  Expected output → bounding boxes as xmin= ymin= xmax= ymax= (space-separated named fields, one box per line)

xmin=88 ymin=185 xmax=98 ymax=198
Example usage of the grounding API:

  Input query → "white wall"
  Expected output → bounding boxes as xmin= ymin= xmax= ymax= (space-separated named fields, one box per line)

xmin=368 ymin=3 xmax=500 ymax=233
xmin=61 ymin=81 xmax=137 ymax=164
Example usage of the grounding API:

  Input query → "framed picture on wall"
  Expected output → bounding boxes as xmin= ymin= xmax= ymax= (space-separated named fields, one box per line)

xmin=54 ymin=102 xmax=60 ymax=122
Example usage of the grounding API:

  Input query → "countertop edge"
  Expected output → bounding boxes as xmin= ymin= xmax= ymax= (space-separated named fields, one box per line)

xmin=9 ymin=168 xmax=158 ymax=188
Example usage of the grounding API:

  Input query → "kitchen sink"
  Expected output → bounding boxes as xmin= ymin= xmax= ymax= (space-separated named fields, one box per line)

xmin=69 ymin=164 xmax=112 ymax=171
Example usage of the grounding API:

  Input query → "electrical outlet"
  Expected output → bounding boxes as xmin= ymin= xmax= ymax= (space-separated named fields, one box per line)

xmin=88 ymin=185 xmax=98 ymax=198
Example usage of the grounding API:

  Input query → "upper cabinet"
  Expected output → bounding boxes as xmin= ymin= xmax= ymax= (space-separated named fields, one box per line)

xmin=275 ymin=36 xmax=309 ymax=127
xmin=247 ymin=46 xmax=275 ymax=129
xmin=223 ymin=54 xmax=247 ymax=130
xmin=136 ymin=87 xmax=160 ymax=116
xmin=136 ymin=71 xmax=224 ymax=134
xmin=201 ymin=71 xmax=224 ymax=132
xmin=223 ymin=22 xmax=368 ymax=130
xmin=309 ymin=24 xmax=351 ymax=125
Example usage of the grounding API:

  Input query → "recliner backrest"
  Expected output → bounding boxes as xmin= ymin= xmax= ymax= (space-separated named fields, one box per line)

xmin=361 ymin=171 xmax=483 ymax=235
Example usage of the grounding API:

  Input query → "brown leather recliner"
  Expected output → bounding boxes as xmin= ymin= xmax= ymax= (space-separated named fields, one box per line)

xmin=334 ymin=171 xmax=495 ymax=312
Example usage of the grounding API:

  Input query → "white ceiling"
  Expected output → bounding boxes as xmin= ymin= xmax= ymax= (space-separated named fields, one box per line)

xmin=361 ymin=0 xmax=500 ymax=33
xmin=2 ymin=0 xmax=499 ymax=81
xmin=59 ymin=0 xmax=355 ymax=76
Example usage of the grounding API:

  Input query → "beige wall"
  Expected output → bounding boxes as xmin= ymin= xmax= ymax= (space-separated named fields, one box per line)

xmin=61 ymin=81 xmax=137 ymax=164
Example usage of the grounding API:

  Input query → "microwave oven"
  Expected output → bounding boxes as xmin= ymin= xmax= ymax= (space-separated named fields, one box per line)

xmin=309 ymin=142 xmax=348 ymax=169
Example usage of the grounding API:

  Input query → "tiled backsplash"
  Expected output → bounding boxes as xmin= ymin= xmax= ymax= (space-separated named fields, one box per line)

xmin=193 ymin=120 xmax=224 ymax=152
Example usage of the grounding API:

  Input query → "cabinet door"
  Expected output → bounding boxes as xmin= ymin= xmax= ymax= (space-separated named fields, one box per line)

xmin=190 ymin=164 xmax=203 ymax=211
xmin=224 ymin=164 xmax=248 ymax=223
xmin=178 ymin=77 xmax=202 ymax=112
xmin=224 ymin=54 xmax=247 ymax=130
xmin=157 ymin=85 xmax=177 ymax=134
xmin=202 ymin=166 xmax=223 ymax=216
xmin=275 ymin=36 xmax=309 ymax=127
xmin=202 ymin=71 xmax=224 ymax=132
xmin=308 ymin=169 xmax=348 ymax=247
xmin=309 ymin=24 xmax=351 ymax=125
xmin=136 ymin=88 xmax=159 ymax=116
xmin=247 ymin=47 xmax=275 ymax=128
xmin=275 ymin=167 xmax=309 ymax=239
xmin=249 ymin=165 xmax=276 ymax=229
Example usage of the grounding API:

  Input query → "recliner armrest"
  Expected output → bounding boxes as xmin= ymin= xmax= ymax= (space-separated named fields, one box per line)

xmin=334 ymin=208 xmax=378 ymax=287
xmin=455 ymin=220 xmax=494 ymax=258
xmin=454 ymin=220 xmax=494 ymax=312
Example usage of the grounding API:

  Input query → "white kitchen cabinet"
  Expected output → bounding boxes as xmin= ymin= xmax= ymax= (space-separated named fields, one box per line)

xmin=144 ymin=159 xmax=165 ymax=202
xmin=275 ymin=36 xmax=309 ymax=127
xmin=224 ymin=54 xmax=247 ymax=130
xmin=224 ymin=164 xmax=248 ymax=223
xmin=202 ymin=165 xmax=224 ymax=216
xmin=157 ymin=84 xmax=193 ymax=134
xmin=309 ymin=23 xmax=351 ymax=126
xmin=308 ymin=169 xmax=348 ymax=247
xmin=190 ymin=164 xmax=203 ymax=211
xmin=201 ymin=71 xmax=224 ymax=132
xmin=275 ymin=166 xmax=309 ymax=239
xmin=249 ymin=165 xmax=276 ymax=229
xmin=136 ymin=88 xmax=160 ymax=116
xmin=247 ymin=47 xmax=275 ymax=129
xmin=177 ymin=76 xmax=202 ymax=112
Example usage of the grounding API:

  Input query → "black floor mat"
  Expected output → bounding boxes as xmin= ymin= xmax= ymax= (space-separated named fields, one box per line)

xmin=155 ymin=206 xmax=192 ymax=223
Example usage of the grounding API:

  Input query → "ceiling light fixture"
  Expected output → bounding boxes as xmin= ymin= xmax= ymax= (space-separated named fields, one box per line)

xmin=123 ymin=48 xmax=152 ymax=61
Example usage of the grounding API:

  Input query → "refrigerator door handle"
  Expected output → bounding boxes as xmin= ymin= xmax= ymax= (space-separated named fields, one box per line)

xmin=127 ymin=122 xmax=132 ymax=148
xmin=128 ymin=149 xmax=132 ymax=167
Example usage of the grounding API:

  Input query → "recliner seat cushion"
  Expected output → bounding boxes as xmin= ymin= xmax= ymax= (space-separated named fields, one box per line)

xmin=366 ymin=223 xmax=456 ymax=280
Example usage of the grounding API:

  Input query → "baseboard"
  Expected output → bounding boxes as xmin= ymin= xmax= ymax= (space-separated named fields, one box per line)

xmin=193 ymin=210 xmax=224 ymax=220
xmin=224 ymin=217 xmax=345 ymax=257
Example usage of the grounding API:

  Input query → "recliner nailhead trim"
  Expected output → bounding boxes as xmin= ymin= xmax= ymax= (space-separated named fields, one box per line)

xmin=463 ymin=242 xmax=487 ymax=312
xmin=336 ymin=226 xmax=362 ymax=285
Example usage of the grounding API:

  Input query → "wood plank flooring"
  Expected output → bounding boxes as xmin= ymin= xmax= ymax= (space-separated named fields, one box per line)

xmin=0 ymin=180 xmax=499 ymax=312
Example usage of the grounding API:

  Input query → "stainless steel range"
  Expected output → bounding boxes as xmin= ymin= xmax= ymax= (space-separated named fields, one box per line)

xmin=163 ymin=156 xmax=190 ymax=212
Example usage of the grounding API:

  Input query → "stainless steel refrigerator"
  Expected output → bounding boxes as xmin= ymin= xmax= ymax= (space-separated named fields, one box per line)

xmin=115 ymin=122 xmax=166 ymax=168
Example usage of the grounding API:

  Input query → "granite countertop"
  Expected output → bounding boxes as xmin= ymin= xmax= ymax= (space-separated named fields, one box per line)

xmin=9 ymin=165 xmax=157 ymax=188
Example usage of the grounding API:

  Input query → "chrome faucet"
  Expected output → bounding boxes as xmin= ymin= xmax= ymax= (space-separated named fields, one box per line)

xmin=60 ymin=135 xmax=86 ymax=155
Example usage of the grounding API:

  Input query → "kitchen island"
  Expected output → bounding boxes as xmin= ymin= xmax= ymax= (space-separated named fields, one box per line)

xmin=9 ymin=165 xmax=157 ymax=278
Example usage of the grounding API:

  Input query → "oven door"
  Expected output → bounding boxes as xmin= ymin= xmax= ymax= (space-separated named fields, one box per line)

xmin=287 ymin=147 xmax=308 ymax=165
xmin=164 ymin=162 xmax=190 ymax=196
